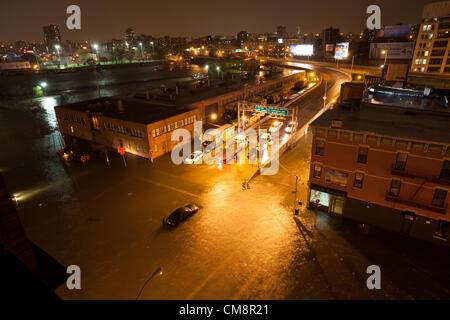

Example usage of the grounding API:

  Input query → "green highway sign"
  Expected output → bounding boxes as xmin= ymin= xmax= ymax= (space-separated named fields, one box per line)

xmin=268 ymin=107 xmax=289 ymax=116
xmin=254 ymin=105 xmax=268 ymax=113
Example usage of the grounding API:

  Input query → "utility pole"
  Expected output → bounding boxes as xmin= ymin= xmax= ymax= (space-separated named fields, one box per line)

xmin=323 ymin=78 xmax=328 ymax=109
xmin=293 ymin=175 xmax=299 ymax=215
xmin=237 ymin=101 xmax=241 ymax=131
xmin=351 ymin=56 xmax=354 ymax=71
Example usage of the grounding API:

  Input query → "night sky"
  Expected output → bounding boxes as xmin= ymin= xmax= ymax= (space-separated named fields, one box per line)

xmin=1 ymin=0 xmax=433 ymax=42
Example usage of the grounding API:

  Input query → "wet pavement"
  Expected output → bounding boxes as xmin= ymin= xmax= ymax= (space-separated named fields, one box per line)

xmin=0 ymin=64 xmax=449 ymax=300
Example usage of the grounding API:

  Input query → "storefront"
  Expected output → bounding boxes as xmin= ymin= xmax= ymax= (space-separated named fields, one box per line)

xmin=309 ymin=184 xmax=347 ymax=215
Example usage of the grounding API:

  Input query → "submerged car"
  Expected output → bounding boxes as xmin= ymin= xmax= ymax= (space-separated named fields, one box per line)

xmin=162 ymin=204 xmax=200 ymax=227
xmin=184 ymin=151 xmax=203 ymax=164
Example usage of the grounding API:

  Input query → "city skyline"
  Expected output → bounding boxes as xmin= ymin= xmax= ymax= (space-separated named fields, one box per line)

xmin=1 ymin=0 xmax=432 ymax=42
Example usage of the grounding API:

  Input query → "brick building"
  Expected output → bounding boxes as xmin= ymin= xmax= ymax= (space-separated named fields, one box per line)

xmin=55 ymin=98 xmax=201 ymax=161
xmin=308 ymin=103 xmax=450 ymax=247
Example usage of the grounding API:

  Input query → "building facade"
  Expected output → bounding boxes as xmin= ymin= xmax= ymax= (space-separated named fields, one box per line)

xmin=308 ymin=103 xmax=450 ymax=247
xmin=411 ymin=0 xmax=450 ymax=74
xmin=55 ymin=98 xmax=201 ymax=161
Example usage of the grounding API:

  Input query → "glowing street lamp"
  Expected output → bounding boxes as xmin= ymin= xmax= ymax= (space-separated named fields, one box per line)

xmin=54 ymin=44 xmax=61 ymax=63
xmin=381 ymin=49 xmax=388 ymax=66
xmin=40 ymin=82 xmax=47 ymax=88
xmin=211 ymin=113 xmax=217 ymax=120
xmin=139 ymin=42 xmax=144 ymax=59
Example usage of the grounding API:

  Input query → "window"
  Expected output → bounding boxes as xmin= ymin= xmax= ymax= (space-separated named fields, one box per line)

xmin=353 ymin=172 xmax=364 ymax=189
xmin=411 ymin=142 xmax=425 ymax=152
xmin=315 ymin=128 xmax=326 ymax=136
xmin=380 ymin=137 xmax=392 ymax=146
xmin=432 ymin=189 xmax=447 ymax=208
xmin=91 ymin=116 xmax=100 ymax=130
xmin=395 ymin=153 xmax=408 ymax=171
xmin=366 ymin=135 xmax=377 ymax=145
xmin=395 ymin=140 xmax=408 ymax=149
xmin=357 ymin=147 xmax=368 ymax=164
xmin=136 ymin=143 xmax=141 ymax=153
xmin=428 ymin=144 xmax=443 ymax=154
xmin=390 ymin=180 xmax=402 ymax=197
xmin=353 ymin=134 xmax=364 ymax=143
xmin=327 ymin=129 xmax=337 ymax=138
xmin=315 ymin=140 xmax=325 ymax=156
xmin=435 ymin=220 xmax=449 ymax=239
xmin=340 ymin=131 xmax=351 ymax=140
xmin=154 ymin=144 xmax=158 ymax=153
xmin=440 ymin=160 xmax=450 ymax=179
xmin=313 ymin=164 xmax=322 ymax=179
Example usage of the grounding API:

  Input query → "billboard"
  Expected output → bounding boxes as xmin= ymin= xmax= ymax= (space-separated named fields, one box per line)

xmin=376 ymin=25 xmax=411 ymax=38
xmin=334 ymin=42 xmax=349 ymax=60
xmin=325 ymin=169 xmax=348 ymax=187
xmin=289 ymin=44 xmax=314 ymax=56
xmin=369 ymin=42 xmax=414 ymax=60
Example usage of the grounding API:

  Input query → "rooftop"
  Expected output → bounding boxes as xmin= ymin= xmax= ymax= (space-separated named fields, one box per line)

xmin=56 ymin=97 xmax=197 ymax=125
xmin=311 ymin=102 xmax=450 ymax=144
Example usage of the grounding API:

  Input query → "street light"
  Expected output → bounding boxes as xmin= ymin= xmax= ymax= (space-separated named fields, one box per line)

xmin=92 ymin=44 xmax=99 ymax=61
xmin=54 ymin=44 xmax=61 ymax=64
xmin=139 ymin=42 xmax=144 ymax=59
xmin=211 ymin=113 xmax=217 ymax=120
xmin=381 ymin=49 xmax=388 ymax=66
xmin=40 ymin=82 xmax=47 ymax=88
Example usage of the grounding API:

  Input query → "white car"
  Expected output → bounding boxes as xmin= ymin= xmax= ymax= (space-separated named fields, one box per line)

xmin=269 ymin=121 xmax=283 ymax=133
xmin=285 ymin=121 xmax=298 ymax=133
xmin=184 ymin=151 xmax=203 ymax=164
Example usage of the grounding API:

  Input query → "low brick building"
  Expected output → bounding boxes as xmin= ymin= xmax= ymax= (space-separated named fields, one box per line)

xmin=308 ymin=103 xmax=450 ymax=247
xmin=55 ymin=98 xmax=201 ymax=161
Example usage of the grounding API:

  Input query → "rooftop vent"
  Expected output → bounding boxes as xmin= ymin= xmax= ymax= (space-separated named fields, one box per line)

xmin=331 ymin=119 xmax=343 ymax=128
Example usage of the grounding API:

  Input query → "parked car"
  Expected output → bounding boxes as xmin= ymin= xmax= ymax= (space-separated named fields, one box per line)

xmin=162 ymin=204 xmax=200 ymax=227
xmin=184 ymin=151 xmax=203 ymax=164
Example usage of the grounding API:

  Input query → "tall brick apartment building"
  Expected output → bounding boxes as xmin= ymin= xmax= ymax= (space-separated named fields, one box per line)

xmin=55 ymin=98 xmax=201 ymax=161
xmin=308 ymin=103 xmax=450 ymax=247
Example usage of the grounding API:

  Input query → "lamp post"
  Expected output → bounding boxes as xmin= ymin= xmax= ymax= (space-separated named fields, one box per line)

xmin=139 ymin=42 xmax=144 ymax=59
xmin=382 ymin=50 xmax=388 ymax=66
xmin=54 ymin=44 xmax=61 ymax=65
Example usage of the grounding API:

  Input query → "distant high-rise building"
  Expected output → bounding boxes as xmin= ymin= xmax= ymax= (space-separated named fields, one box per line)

xmin=411 ymin=0 xmax=450 ymax=74
xmin=237 ymin=31 xmax=249 ymax=45
xmin=125 ymin=28 xmax=135 ymax=44
xmin=322 ymin=27 xmax=341 ymax=46
xmin=43 ymin=24 xmax=61 ymax=50
xmin=277 ymin=26 xmax=287 ymax=38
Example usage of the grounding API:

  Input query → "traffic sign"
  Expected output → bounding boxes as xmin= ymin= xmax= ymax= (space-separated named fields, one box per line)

xmin=254 ymin=105 xmax=268 ymax=113
xmin=268 ymin=107 xmax=289 ymax=116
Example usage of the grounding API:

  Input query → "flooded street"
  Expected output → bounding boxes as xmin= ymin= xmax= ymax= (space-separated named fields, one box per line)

xmin=1 ymin=65 xmax=449 ymax=300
